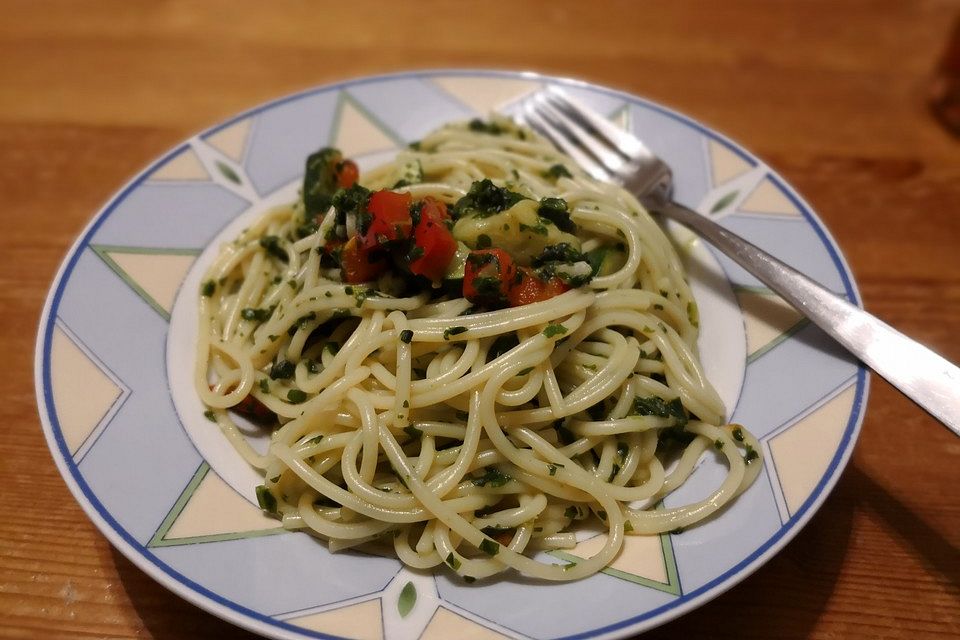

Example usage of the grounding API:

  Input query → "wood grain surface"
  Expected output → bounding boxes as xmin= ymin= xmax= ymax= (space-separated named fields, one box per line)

xmin=2 ymin=1 xmax=958 ymax=638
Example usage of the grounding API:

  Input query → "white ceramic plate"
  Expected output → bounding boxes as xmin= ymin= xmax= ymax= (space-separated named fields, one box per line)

xmin=35 ymin=70 xmax=867 ymax=640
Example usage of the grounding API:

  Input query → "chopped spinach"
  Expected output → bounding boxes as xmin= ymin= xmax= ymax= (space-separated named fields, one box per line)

xmin=537 ymin=197 xmax=575 ymax=232
xmin=302 ymin=147 xmax=342 ymax=217
xmin=452 ymin=179 xmax=526 ymax=219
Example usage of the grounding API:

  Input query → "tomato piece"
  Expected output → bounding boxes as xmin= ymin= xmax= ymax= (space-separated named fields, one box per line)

xmin=335 ymin=159 xmax=359 ymax=188
xmin=463 ymin=249 xmax=516 ymax=306
xmin=363 ymin=190 xmax=413 ymax=249
xmin=409 ymin=198 xmax=457 ymax=282
xmin=341 ymin=235 xmax=387 ymax=283
xmin=420 ymin=196 xmax=450 ymax=222
xmin=507 ymin=267 xmax=570 ymax=307
xmin=234 ymin=393 xmax=276 ymax=424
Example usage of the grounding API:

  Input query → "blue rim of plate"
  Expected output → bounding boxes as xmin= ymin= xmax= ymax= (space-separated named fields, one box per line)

xmin=34 ymin=69 xmax=868 ymax=640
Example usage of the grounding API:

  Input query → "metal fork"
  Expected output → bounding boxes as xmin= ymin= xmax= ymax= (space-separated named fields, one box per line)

xmin=518 ymin=86 xmax=960 ymax=436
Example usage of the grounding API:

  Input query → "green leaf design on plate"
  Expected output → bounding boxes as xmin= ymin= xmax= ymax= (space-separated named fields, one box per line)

xmin=710 ymin=190 xmax=738 ymax=213
xmin=397 ymin=581 xmax=416 ymax=618
xmin=216 ymin=160 xmax=242 ymax=185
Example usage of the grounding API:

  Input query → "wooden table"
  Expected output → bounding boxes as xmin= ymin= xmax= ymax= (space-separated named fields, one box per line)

xmin=3 ymin=1 xmax=958 ymax=638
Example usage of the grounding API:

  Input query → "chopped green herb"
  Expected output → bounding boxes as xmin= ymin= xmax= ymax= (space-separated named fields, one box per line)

xmin=631 ymin=396 xmax=688 ymax=426
xmin=687 ymin=301 xmax=700 ymax=328
xmin=532 ymin=242 xmax=585 ymax=267
xmin=537 ymin=197 xmax=575 ymax=232
xmin=295 ymin=221 xmax=319 ymax=239
xmin=445 ymin=552 xmax=461 ymax=571
xmin=518 ymin=221 xmax=549 ymax=236
xmin=732 ymin=426 xmax=745 ymax=442
xmin=287 ymin=312 xmax=317 ymax=335
xmin=399 ymin=329 xmax=414 ymax=344
xmin=286 ymin=389 xmax=308 ymax=403
xmin=463 ymin=575 xmax=476 ymax=584
xmin=255 ymin=485 xmax=277 ymax=513
xmin=472 ymin=276 xmax=502 ymax=297
xmin=479 ymin=538 xmax=500 ymax=556
xmin=306 ymin=435 xmax=324 ymax=446
xmin=201 ymin=280 xmax=216 ymax=297
xmin=452 ymin=179 xmax=526 ymax=219
xmin=331 ymin=184 xmax=372 ymax=230
xmin=476 ymin=233 xmax=492 ymax=249
xmin=468 ymin=118 xmax=505 ymax=135
xmin=715 ymin=439 xmax=724 ymax=450
xmin=259 ymin=378 xmax=270 ymax=393
xmin=671 ymin=527 xmax=684 ymax=535
xmin=203 ymin=409 xmax=216 ymax=422
xmin=270 ymin=360 xmax=295 ymax=380
xmin=330 ymin=308 xmax=353 ymax=323
xmin=472 ymin=467 xmax=511 ymax=488
xmin=624 ymin=520 xmax=634 ymax=533
xmin=547 ymin=463 xmax=563 ymax=476
xmin=241 ymin=306 xmax=274 ymax=322
xmin=744 ymin=445 xmax=760 ymax=464
xmin=542 ymin=324 xmax=567 ymax=338
xmin=585 ymin=247 xmax=609 ymax=277
xmin=302 ymin=147 xmax=343 ymax=216
xmin=542 ymin=163 xmax=572 ymax=181
xmin=259 ymin=235 xmax=288 ymax=262
xmin=480 ymin=525 xmax=510 ymax=537
xmin=517 ymin=366 xmax=534 ymax=376
xmin=443 ymin=325 xmax=468 ymax=340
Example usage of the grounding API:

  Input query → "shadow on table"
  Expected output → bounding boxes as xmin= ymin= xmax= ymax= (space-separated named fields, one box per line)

xmin=110 ymin=546 xmax=261 ymax=639
xmin=645 ymin=461 xmax=959 ymax=640
xmin=844 ymin=464 xmax=958 ymax=590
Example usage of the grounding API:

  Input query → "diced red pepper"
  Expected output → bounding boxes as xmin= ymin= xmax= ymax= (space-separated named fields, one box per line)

xmin=234 ymin=393 xmax=276 ymax=423
xmin=463 ymin=249 xmax=516 ymax=306
xmin=210 ymin=383 xmax=276 ymax=425
xmin=409 ymin=198 xmax=457 ymax=282
xmin=363 ymin=190 xmax=412 ymax=249
xmin=335 ymin=159 xmax=359 ymax=189
xmin=341 ymin=235 xmax=387 ymax=283
xmin=507 ymin=267 xmax=570 ymax=307
xmin=419 ymin=196 xmax=450 ymax=222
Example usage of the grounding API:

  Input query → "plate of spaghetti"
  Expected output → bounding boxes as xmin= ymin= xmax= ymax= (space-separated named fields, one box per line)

xmin=35 ymin=70 xmax=867 ymax=640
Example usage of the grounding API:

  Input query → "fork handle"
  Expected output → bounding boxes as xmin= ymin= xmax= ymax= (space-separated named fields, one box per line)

xmin=659 ymin=201 xmax=960 ymax=436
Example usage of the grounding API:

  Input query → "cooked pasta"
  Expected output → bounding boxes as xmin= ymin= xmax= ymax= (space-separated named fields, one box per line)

xmin=195 ymin=117 xmax=762 ymax=581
